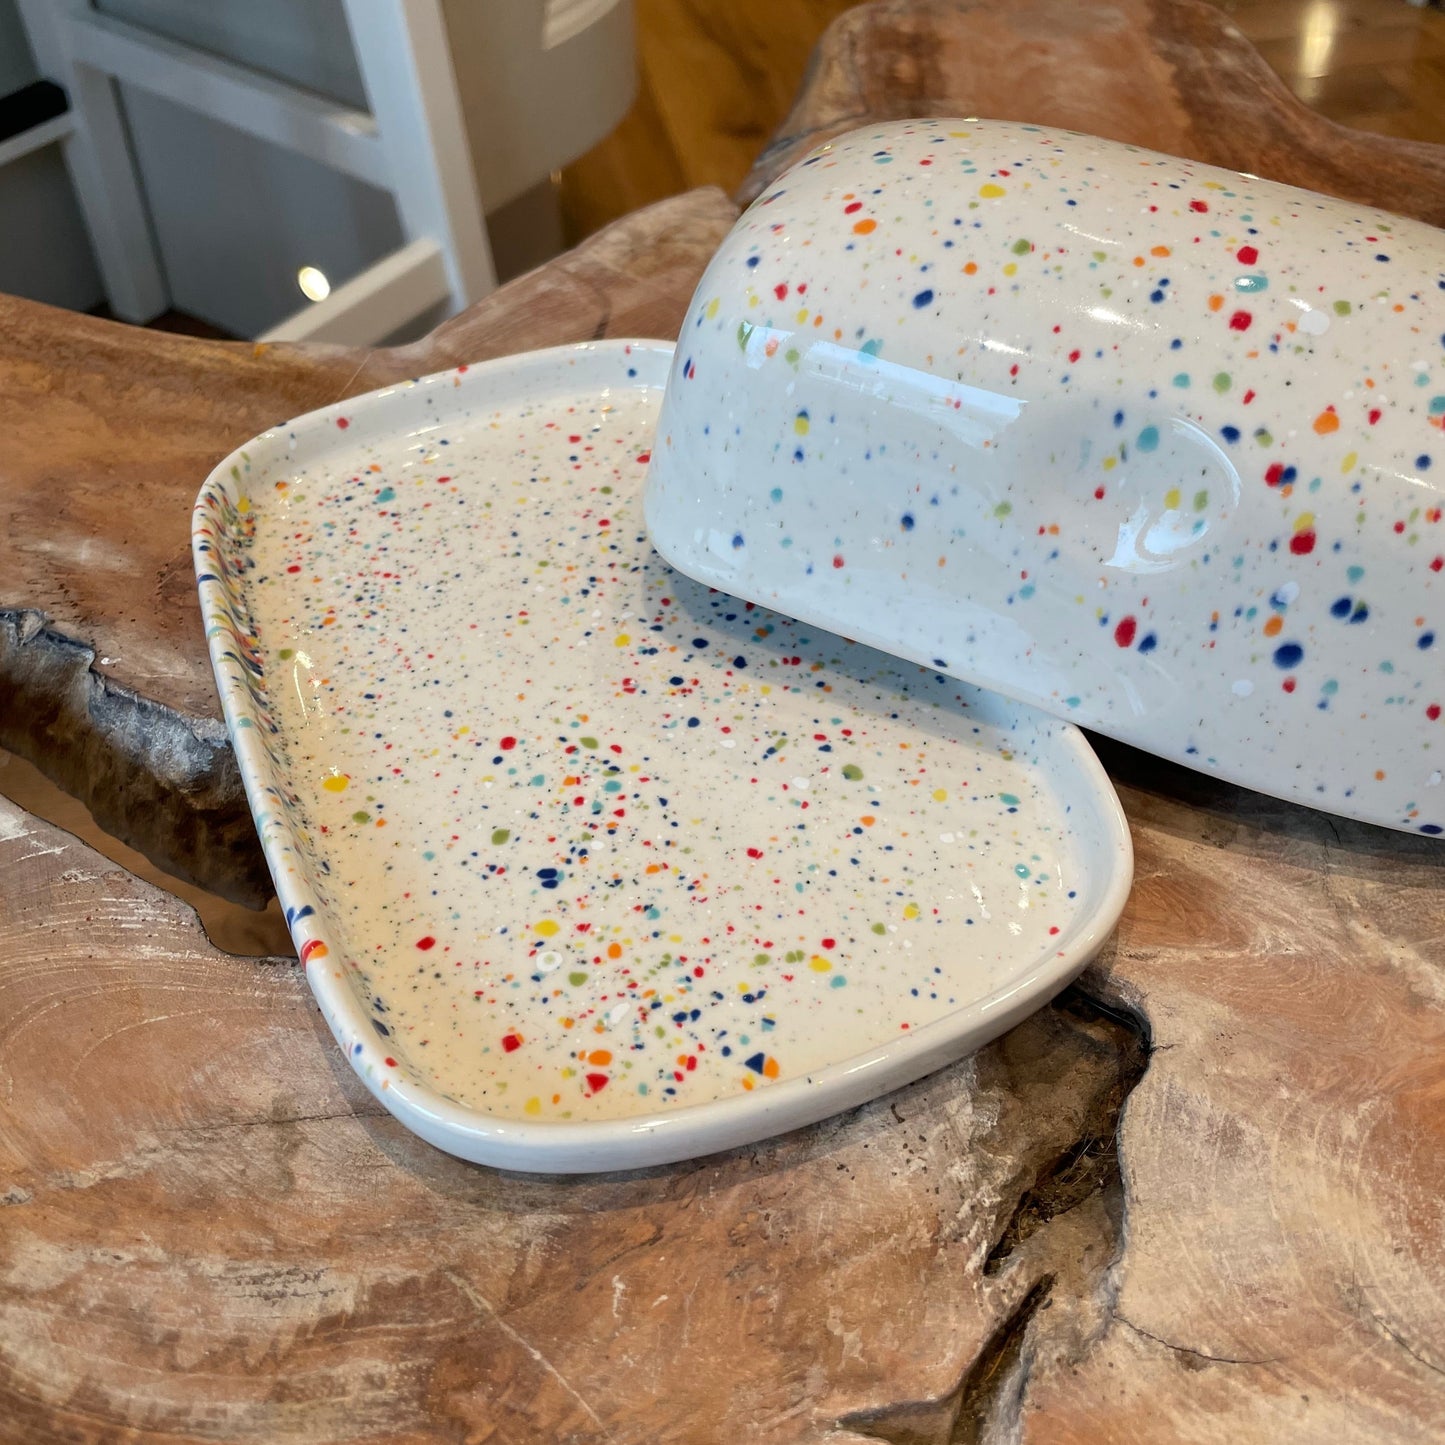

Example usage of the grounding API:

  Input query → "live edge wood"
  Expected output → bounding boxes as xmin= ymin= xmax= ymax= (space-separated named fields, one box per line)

xmin=0 ymin=188 xmax=739 ymax=904
xmin=3 ymin=5 xmax=1445 ymax=1441
xmin=3 ymin=758 xmax=1443 ymax=1442
xmin=740 ymin=0 xmax=1445 ymax=222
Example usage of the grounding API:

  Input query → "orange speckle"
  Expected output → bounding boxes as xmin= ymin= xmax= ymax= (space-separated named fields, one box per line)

xmin=963 ymin=261 xmax=978 ymax=275
xmin=587 ymin=1049 xmax=612 ymax=1066
xmin=1375 ymin=770 xmax=1386 ymax=781
xmin=1313 ymin=409 xmax=1340 ymax=435
xmin=607 ymin=942 xmax=623 ymax=959
xmin=1263 ymin=615 xmax=1283 ymax=637
xmin=852 ymin=218 xmax=877 ymax=235
xmin=1208 ymin=294 xmax=1224 ymax=312
xmin=1150 ymin=245 xmax=1171 ymax=257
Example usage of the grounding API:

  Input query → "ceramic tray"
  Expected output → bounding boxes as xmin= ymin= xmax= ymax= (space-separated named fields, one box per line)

xmin=194 ymin=341 xmax=1132 ymax=1172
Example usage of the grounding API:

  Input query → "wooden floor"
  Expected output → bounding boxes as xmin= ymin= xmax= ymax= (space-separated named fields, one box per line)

xmin=559 ymin=0 xmax=1445 ymax=240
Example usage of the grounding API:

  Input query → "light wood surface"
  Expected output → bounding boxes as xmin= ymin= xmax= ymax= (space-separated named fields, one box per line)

xmin=2 ymin=5 xmax=1444 ymax=1440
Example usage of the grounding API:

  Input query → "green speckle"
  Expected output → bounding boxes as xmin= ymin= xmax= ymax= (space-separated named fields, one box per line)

xmin=579 ymin=736 xmax=599 ymax=749
xmin=352 ymin=811 xmax=370 ymax=824
xmin=871 ymin=922 xmax=886 ymax=935
xmin=1212 ymin=372 xmax=1231 ymax=393
xmin=842 ymin=763 xmax=864 ymax=781
xmin=1092 ymin=250 xmax=1107 ymax=262
xmin=1011 ymin=238 xmax=1031 ymax=255
xmin=1253 ymin=428 xmax=1273 ymax=447
xmin=568 ymin=972 xmax=589 ymax=987
xmin=1332 ymin=299 xmax=1352 ymax=316
xmin=993 ymin=501 xmax=1013 ymax=518
xmin=278 ymin=648 xmax=294 ymax=660
xmin=491 ymin=828 xmax=510 ymax=845
xmin=736 ymin=320 xmax=753 ymax=350
xmin=784 ymin=347 xmax=801 ymax=368
xmin=1193 ymin=489 xmax=1210 ymax=511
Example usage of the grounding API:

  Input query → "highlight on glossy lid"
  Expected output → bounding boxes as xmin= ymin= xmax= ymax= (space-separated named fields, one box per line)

xmin=644 ymin=119 xmax=1445 ymax=837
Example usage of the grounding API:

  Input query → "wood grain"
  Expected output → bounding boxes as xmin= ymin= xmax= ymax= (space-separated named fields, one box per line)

xmin=0 ymin=793 xmax=1143 ymax=1443
xmin=0 ymin=188 xmax=738 ymax=903
xmin=740 ymin=0 xmax=1445 ymax=222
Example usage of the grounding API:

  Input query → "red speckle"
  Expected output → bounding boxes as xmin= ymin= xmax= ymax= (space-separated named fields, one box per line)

xmin=1431 ymin=556 xmax=1444 ymax=572
xmin=832 ymin=554 xmax=845 ymax=568
xmin=1189 ymin=199 xmax=1209 ymax=213
xmin=1236 ymin=245 xmax=1258 ymax=264
xmin=1427 ymin=704 xmax=1441 ymax=721
xmin=568 ymin=434 xmax=582 ymax=443
xmin=384 ymin=1057 xmax=397 ymax=1067
xmin=502 ymin=1032 xmax=523 ymax=1053
xmin=1049 ymin=926 xmax=1061 ymax=935
xmin=436 ymin=475 xmax=451 ymax=484
xmin=336 ymin=417 xmax=350 ymax=429
xmin=1395 ymin=521 xmax=1407 ymax=534
xmin=1289 ymin=529 xmax=1316 ymax=555
xmin=774 ymin=283 xmax=788 ymax=300
xmin=1114 ymin=616 xmax=1138 ymax=648
xmin=1068 ymin=349 xmax=1081 ymax=363
xmin=1228 ymin=310 xmax=1252 ymax=331
xmin=636 ymin=450 xmax=651 ymax=464
xmin=299 ymin=938 xmax=326 ymax=966
xmin=1282 ymin=677 xmax=1297 ymax=693
xmin=1242 ymin=389 xmax=1256 ymax=405
xmin=845 ymin=201 xmax=862 ymax=213
xmin=585 ymin=1073 xmax=610 ymax=1095
xmin=1094 ymin=485 xmax=1106 ymax=500
xmin=286 ymin=564 xmax=301 ymax=573
xmin=1368 ymin=409 xmax=1382 ymax=425
xmin=821 ymin=937 xmax=836 ymax=949
xmin=416 ymin=936 xmax=436 ymax=951
xmin=499 ymin=736 xmax=517 ymax=750
xmin=1265 ymin=463 xmax=1286 ymax=487
xmin=747 ymin=847 xmax=764 ymax=859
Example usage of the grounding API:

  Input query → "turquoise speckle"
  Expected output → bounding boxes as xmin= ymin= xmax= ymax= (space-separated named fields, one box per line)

xmin=860 ymin=337 xmax=883 ymax=357
xmin=1136 ymin=426 xmax=1160 ymax=452
xmin=770 ymin=487 xmax=784 ymax=502
xmin=1234 ymin=274 xmax=1269 ymax=293
xmin=1172 ymin=373 xmax=1190 ymax=388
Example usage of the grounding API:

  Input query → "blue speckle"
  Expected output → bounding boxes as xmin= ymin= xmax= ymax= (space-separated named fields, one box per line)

xmin=732 ymin=532 xmax=745 ymax=548
xmin=1273 ymin=642 xmax=1305 ymax=668
xmin=1221 ymin=426 xmax=1241 ymax=444
xmin=913 ymin=288 xmax=934 ymax=308
xmin=1420 ymin=631 xmax=1436 ymax=650
xmin=901 ymin=513 xmax=915 ymax=530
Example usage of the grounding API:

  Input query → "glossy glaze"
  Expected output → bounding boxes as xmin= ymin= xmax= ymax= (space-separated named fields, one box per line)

xmin=645 ymin=119 xmax=1445 ymax=836
xmin=194 ymin=342 xmax=1132 ymax=1172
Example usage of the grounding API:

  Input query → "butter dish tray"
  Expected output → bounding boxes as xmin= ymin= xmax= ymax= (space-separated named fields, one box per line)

xmin=194 ymin=340 xmax=1132 ymax=1172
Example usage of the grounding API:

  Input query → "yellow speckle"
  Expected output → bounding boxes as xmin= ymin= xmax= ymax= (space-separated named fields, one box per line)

xmin=524 ymin=1097 xmax=541 ymax=1115
xmin=809 ymin=955 xmax=832 ymax=972
xmin=794 ymin=414 xmax=810 ymax=435
xmin=979 ymin=183 xmax=1006 ymax=198
xmin=235 ymin=495 xmax=250 ymax=514
xmin=1163 ymin=487 xmax=1181 ymax=510
xmin=705 ymin=297 xmax=720 ymax=318
xmin=795 ymin=308 xmax=809 ymax=323
xmin=932 ymin=788 xmax=948 ymax=802
xmin=1002 ymin=262 xmax=1017 ymax=277
xmin=1342 ymin=451 xmax=1358 ymax=473
xmin=903 ymin=903 xmax=921 ymax=920
xmin=615 ymin=633 xmax=631 ymax=646
xmin=322 ymin=774 xmax=348 ymax=793
xmin=1293 ymin=511 xmax=1315 ymax=533
xmin=535 ymin=919 xmax=560 ymax=938
xmin=1102 ymin=456 xmax=1117 ymax=472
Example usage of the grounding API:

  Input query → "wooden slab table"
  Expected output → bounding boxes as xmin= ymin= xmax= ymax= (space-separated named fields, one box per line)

xmin=2 ymin=3 xmax=1443 ymax=1439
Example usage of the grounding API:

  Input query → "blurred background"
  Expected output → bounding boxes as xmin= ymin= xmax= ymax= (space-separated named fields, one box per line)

xmin=1 ymin=0 xmax=1441 ymax=345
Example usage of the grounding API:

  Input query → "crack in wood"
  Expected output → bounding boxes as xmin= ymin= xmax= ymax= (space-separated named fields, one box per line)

xmin=982 ymin=987 xmax=1151 ymax=1277
xmin=1113 ymin=1313 xmax=1282 ymax=1370
xmin=839 ymin=1275 xmax=1057 ymax=1445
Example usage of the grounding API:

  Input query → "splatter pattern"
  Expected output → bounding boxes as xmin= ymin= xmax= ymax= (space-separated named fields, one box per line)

xmin=646 ymin=120 xmax=1445 ymax=836
xmin=195 ymin=344 xmax=1128 ymax=1135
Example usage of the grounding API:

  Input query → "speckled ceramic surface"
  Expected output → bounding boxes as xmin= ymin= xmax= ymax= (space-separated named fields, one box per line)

xmin=193 ymin=341 xmax=1131 ymax=1172
xmin=645 ymin=119 xmax=1445 ymax=837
